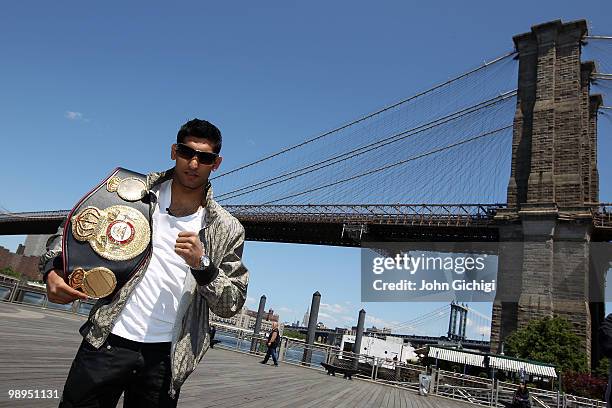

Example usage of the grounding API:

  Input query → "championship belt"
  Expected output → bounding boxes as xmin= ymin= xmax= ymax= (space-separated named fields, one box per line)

xmin=62 ymin=168 xmax=152 ymax=299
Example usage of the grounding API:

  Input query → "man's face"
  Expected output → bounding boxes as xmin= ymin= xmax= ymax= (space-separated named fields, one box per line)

xmin=171 ymin=135 xmax=223 ymax=190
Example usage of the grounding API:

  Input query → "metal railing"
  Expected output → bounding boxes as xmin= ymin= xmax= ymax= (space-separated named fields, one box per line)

xmin=226 ymin=203 xmax=507 ymax=227
xmin=0 ymin=274 xmax=95 ymax=315
xmin=593 ymin=203 xmax=612 ymax=228
xmin=436 ymin=370 xmax=496 ymax=405
xmin=432 ymin=371 xmax=605 ymax=408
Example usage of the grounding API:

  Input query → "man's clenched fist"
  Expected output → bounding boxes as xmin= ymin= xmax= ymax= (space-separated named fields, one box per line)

xmin=46 ymin=270 xmax=89 ymax=304
xmin=175 ymin=231 xmax=204 ymax=268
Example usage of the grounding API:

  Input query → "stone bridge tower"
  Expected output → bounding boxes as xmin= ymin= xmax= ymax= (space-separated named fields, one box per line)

xmin=490 ymin=19 xmax=604 ymax=368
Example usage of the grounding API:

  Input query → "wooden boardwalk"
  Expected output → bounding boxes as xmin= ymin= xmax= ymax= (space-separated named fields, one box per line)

xmin=0 ymin=302 xmax=473 ymax=407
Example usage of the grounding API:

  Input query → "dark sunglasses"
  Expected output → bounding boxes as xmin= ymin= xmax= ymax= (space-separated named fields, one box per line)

xmin=175 ymin=143 xmax=219 ymax=165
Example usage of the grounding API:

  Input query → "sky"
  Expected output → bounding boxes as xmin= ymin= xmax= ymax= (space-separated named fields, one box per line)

xmin=1 ymin=1 xmax=611 ymax=340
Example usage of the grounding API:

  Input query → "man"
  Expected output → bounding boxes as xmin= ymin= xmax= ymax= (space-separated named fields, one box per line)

xmin=260 ymin=321 xmax=280 ymax=366
xmin=511 ymin=383 xmax=531 ymax=408
xmin=41 ymin=118 xmax=248 ymax=407
xmin=209 ymin=325 xmax=217 ymax=349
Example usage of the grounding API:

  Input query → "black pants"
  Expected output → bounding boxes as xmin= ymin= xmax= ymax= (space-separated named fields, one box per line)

xmin=59 ymin=334 xmax=178 ymax=408
xmin=262 ymin=345 xmax=278 ymax=365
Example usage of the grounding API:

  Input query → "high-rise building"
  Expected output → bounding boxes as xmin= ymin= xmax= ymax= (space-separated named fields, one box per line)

xmin=301 ymin=307 xmax=310 ymax=327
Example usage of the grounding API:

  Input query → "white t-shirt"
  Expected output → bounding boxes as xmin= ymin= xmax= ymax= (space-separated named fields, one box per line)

xmin=111 ymin=180 xmax=204 ymax=342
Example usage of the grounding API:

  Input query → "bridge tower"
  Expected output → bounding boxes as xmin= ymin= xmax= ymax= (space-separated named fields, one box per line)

xmin=491 ymin=19 xmax=604 ymax=367
xmin=448 ymin=302 xmax=468 ymax=341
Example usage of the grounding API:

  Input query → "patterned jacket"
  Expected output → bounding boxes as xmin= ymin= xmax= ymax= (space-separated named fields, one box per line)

xmin=39 ymin=168 xmax=249 ymax=398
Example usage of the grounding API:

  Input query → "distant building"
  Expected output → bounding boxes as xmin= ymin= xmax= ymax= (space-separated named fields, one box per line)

xmin=210 ymin=306 xmax=283 ymax=334
xmin=0 ymin=235 xmax=54 ymax=282
xmin=245 ymin=307 xmax=278 ymax=322
xmin=23 ymin=234 xmax=52 ymax=257
xmin=367 ymin=326 xmax=392 ymax=335
xmin=0 ymin=245 xmax=40 ymax=281
xmin=348 ymin=325 xmax=392 ymax=336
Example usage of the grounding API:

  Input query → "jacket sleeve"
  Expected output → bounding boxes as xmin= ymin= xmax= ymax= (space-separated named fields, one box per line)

xmin=39 ymin=220 xmax=66 ymax=282
xmin=198 ymin=222 xmax=248 ymax=318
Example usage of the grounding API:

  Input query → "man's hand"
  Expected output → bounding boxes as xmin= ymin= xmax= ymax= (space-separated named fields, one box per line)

xmin=46 ymin=270 xmax=88 ymax=304
xmin=175 ymin=231 xmax=204 ymax=268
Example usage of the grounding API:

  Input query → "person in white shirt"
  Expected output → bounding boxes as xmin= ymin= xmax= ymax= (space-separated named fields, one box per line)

xmin=44 ymin=119 xmax=248 ymax=407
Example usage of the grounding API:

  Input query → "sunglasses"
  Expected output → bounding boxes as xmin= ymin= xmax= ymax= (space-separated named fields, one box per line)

xmin=175 ymin=143 xmax=219 ymax=165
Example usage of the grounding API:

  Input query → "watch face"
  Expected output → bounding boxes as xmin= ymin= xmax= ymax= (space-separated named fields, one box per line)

xmin=201 ymin=256 xmax=210 ymax=268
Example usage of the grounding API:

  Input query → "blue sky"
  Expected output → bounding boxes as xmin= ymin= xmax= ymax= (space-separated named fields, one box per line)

xmin=1 ymin=1 xmax=611 ymax=339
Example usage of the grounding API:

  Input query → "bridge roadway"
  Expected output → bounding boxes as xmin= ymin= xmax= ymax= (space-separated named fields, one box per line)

xmin=0 ymin=303 xmax=475 ymax=408
xmin=2 ymin=203 xmax=610 ymax=244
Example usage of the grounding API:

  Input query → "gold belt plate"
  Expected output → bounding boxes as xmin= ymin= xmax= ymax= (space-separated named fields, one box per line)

xmin=71 ymin=205 xmax=151 ymax=261
xmin=106 ymin=176 xmax=147 ymax=201
xmin=68 ymin=267 xmax=117 ymax=298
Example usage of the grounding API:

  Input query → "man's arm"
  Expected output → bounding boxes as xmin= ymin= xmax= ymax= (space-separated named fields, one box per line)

xmin=197 ymin=222 xmax=248 ymax=318
xmin=40 ymin=221 xmax=88 ymax=304
xmin=39 ymin=221 xmax=64 ymax=284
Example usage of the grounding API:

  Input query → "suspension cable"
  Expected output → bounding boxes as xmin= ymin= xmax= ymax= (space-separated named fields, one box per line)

xmin=262 ymin=125 xmax=513 ymax=204
xmin=218 ymin=91 xmax=517 ymax=201
xmin=211 ymin=50 xmax=517 ymax=180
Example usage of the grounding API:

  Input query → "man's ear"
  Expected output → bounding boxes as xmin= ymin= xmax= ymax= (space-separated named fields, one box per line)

xmin=212 ymin=156 xmax=223 ymax=171
xmin=171 ymin=144 xmax=177 ymax=161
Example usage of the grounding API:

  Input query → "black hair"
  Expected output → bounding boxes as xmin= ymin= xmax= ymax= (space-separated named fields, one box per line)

xmin=176 ymin=118 xmax=222 ymax=153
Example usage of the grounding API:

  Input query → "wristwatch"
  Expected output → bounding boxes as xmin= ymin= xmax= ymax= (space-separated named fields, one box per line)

xmin=198 ymin=255 xmax=211 ymax=270
xmin=190 ymin=254 xmax=219 ymax=286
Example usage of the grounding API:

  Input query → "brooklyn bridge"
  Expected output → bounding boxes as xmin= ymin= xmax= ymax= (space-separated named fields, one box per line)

xmin=2 ymin=19 xmax=612 ymax=369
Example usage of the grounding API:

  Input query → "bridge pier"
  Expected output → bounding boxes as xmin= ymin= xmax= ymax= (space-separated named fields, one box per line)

xmin=302 ymin=291 xmax=321 ymax=365
xmin=352 ymin=309 xmax=366 ymax=370
xmin=491 ymin=19 xmax=605 ymax=368
xmin=250 ymin=295 xmax=266 ymax=352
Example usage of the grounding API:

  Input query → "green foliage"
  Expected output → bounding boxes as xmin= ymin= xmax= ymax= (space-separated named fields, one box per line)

xmin=505 ymin=316 xmax=588 ymax=373
xmin=283 ymin=329 xmax=306 ymax=341
xmin=0 ymin=267 xmax=21 ymax=279
xmin=593 ymin=358 xmax=609 ymax=380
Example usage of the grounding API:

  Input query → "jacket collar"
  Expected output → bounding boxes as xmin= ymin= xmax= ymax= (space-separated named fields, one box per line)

xmin=147 ymin=167 xmax=216 ymax=225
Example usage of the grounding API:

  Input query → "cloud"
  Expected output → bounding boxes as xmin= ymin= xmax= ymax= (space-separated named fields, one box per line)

xmin=366 ymin=314 xmax=400 ymax=329
xmin=65 ymin=111 xmax=89 ymax=122
xmin=320 ymin=303 xmax=350 ymax=315
xmin=318 ymin=312 xmax=336 ymax=321
xmin=315 ymin=311 xmax=354 ymax=328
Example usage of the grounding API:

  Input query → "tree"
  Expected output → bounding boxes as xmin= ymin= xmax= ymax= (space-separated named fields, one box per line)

xmin=283 ymin=329 xmax=306 ymax=341
xmin=0 ymin=267 xmax=21 ymax=279
xmin=593 ymin=358 xmax=609 ymax=380
xmin=504 ymin=316 xmax=588 ymax=374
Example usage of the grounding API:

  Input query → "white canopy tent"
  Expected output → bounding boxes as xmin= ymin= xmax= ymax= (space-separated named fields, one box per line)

xmin=428 ymin=345 xmax=557 ymax=379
